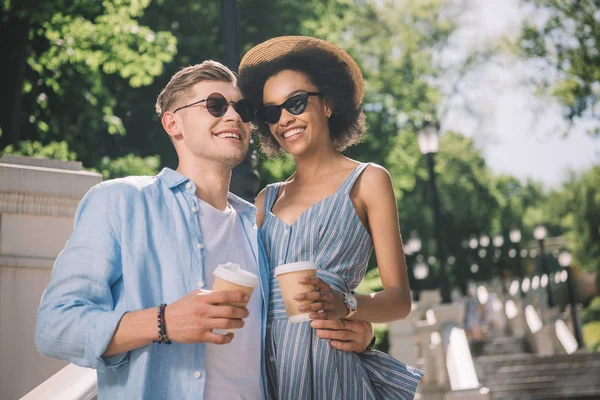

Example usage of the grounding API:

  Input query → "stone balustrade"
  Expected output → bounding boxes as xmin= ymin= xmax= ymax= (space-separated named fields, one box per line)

xmin=0 ymin=155 xmax=101 ymax=400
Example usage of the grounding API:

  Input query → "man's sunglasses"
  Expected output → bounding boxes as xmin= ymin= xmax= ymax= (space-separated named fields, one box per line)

xmin=256 ymin=92 xmax=324 ymax=125
xmin=173 ymin=92 xmax=255 ymax=123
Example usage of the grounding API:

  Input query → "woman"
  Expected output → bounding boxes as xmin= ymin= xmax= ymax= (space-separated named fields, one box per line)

xmin=239 ymin=36 xmax=423 ymax=399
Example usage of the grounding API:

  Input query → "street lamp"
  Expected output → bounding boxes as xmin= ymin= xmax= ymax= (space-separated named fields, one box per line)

xmin=414 ymin=261 xmax=430 ymax=281
xmin=221 ymin=0 xmax=260 ymax=201
xmin=534 ymin=224 xmax=554 ymax=307
xmin=468 ymin=236 xmax=478 ymax=249
xmin=493 ymin=234 xmax=505 ymax=289
xmin=479 ymin=234 xmax=490 ymax=247
xmin=417 ymin=116 xmax=450 ymax=303
xmin=509 ymin=228 xmax=522 ymax=244
xmin=404 ymin=231 xmax=422 ymax=301
xmin=509 ymin=228 xmax=523 ymax=277
xmin=493 ymin=235 xmax=504 ymax=248
xmin=404 ymin=231 xmax=422 ymax=255
xmin=559 ymin=250 xmax=585 ymax=349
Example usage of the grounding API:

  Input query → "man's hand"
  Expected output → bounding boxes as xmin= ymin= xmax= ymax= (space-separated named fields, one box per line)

xmin=164 ymin=290 xmax=250 ymax=345
xmin=310 ymin=319 xmax=375 ymax=352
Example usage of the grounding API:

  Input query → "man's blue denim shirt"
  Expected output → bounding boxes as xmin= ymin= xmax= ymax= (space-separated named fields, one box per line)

xmin=36 ymin=168 xmax=270 ymax=399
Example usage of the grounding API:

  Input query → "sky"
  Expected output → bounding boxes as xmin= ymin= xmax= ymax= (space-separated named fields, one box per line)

xmin=440 ymin=0 xmax=600 ymax=188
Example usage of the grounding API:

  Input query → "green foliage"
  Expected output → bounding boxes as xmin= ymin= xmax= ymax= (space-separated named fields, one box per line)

xmin=2 ymin=0 xmax=176 ymax=166
xmin=356 ymin=268 xmax=384 ymax=294
xmin=561 ymin=166 xmax=600 ymax=272
xmin=97 ymin=154 xmax=160 ymax=180
xmin=373 ymin=323 xmax=390 ymax=353
xmin=2 ymin=140 xmax=77 ymax=161
xmin=520 ymin=0 xmax=600 ymax=133
xmin=583 ymin=321 xmax=600 ymax=352
xmin=582 ymin=296 xmax=600 ymax=325
xmin=258 ymin=154 xmax=296 ymax=189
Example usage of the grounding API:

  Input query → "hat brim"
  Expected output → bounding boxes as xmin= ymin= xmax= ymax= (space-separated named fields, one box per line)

xmin=239 ymin=36 xmax=364 ymax=109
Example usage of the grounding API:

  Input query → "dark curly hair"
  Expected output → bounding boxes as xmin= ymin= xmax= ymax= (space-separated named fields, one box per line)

xmin=238 ymin=47 xmax=367 ymax=158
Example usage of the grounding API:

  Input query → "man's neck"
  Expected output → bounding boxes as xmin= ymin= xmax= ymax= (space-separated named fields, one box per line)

xmin=176 ymin=159 xmax=232 ymax=211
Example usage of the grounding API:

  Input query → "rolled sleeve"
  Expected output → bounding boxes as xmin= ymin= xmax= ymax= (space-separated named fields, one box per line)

xmin=36 ymin=185 xmax=128 ymax=371
xmin=89 ymin=311 xmax=130 ymax=371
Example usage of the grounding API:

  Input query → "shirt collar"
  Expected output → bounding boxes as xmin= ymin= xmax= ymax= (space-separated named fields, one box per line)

xmin=157 ymin=167 xmax=257 ymax=215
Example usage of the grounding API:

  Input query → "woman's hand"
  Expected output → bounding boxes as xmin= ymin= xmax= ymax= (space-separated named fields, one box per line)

xmin=294 ymin=276 xmax=349 ymax=320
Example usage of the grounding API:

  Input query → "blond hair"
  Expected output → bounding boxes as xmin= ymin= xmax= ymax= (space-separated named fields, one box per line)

xmin=155 ymin=60 xmax=236 ymax=117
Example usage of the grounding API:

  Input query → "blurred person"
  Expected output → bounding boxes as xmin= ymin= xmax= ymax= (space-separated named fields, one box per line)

xmin=464 ymin=283 xmax=486 ymax=341
xmin=239 ymin=36 xmax=424 ymax=400
xmin=35 ymin=60 xmax=373 ymax=399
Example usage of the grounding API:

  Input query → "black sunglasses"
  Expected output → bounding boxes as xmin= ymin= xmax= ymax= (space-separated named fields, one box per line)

xmin=173 ymin=92 xmax=254 ymax=123
xmin=256 ymin=91 xmax=324 ymax=125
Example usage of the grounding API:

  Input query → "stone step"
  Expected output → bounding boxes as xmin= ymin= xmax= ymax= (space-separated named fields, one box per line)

xmin=495 ymin=359 xmax=600 ymax=376
xmin=492 ymin=385 xmax=600 ymax=400
xmin=474 ymin=353 xmax=600 ymax=385
xmin=476 ymin=356 xmax=600 ymax=375
xmin=485 ymin=335 xmax=525 ymax=345
xmin=481 ymin=341 xmax=526 ymax=355
xmin=484 ymin=371 xmax=599 ymax=387
xmin=475 ymin=351 xmax=599 ymax=367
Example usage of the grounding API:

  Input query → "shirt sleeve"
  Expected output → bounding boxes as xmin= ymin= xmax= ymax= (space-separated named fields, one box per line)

xmin=35 ymin=184 xmax=129 ymax=372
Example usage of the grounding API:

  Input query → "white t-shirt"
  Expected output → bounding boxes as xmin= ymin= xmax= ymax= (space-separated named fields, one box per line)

xmin=197 ymin=198 xmax=263 ymax=400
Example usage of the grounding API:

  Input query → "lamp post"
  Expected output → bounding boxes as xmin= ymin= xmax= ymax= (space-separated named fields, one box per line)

xmin=404 ymin=231 xmax=422 ymax=301
xmin=220 ymin=0 xmax=260 ymax=201
xmin=559 ymin=250 xmax=585 ymax=349
xmin=417 ymin=117 xmax=450 ymax=304
xmin=414 ymin=258 xmax=430 ymax=281
xmin=509 ymin=228 xmax=524 ymax=297
xmin=493 ymin=234 xmax=506 ymax=292
xmin=534 ymin=224 xmax=555 ymax=307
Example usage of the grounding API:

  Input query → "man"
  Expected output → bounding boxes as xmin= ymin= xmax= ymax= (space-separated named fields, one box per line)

xmin=36 ymin=60 xmax=374 ymax=399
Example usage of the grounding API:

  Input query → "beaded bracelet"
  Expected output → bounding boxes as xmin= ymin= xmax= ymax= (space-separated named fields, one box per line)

xmin=155 ymin=304 xmax=171 ymax=344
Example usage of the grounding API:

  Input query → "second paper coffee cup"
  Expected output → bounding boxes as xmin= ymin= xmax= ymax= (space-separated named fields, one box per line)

xmin=274 ymin=261 xmax=317 ymax=323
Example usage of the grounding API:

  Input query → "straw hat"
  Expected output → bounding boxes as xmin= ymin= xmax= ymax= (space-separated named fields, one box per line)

xmin=239 ymin=36 xmax=364 ymax=109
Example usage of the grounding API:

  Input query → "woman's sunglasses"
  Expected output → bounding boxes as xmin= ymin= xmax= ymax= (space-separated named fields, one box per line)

xmin=256 ymin=91 xmax=324 ymax=125
xmin=173 ymin=92 xmax=255 ymax=123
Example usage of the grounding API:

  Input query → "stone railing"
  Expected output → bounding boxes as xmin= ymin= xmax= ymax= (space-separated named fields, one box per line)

xmin=504 ymin=276 xmax=581 ymax=356
xmin=20 ymin=364 xmax=97 ymax=400
xmin=388 ymin=290 xmax=491 ymax=400
xmin=0 ymin=156 xmax=101 ymax=399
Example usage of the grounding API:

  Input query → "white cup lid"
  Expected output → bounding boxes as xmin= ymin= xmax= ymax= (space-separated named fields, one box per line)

xmin=274 ymin=261 xmax=317 ymax=277
xmin=213 ymin=262 xmax=259 ymax=288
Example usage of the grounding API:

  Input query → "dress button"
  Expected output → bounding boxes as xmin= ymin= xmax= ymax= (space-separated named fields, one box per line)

xmin=269 ymin=356 xmax=275 ymax=362
xmin=253 ymin=224 xmax=258 ymax=230
xmin=185 ymin=182 xmax=192 ymax=189
xmin=197 ymin=243 xmax=204 ymax=250
xmin=192 ymin=206 xmax=198 ymax=213
xmin=198 ymin=281 xmax=204 ymax=288
xmin=194 ymin=371 xmax=202 ymax=378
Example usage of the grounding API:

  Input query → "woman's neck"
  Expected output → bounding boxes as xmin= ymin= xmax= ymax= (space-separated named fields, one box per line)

xmin=292 ymin=143 xmax=347 ymax=183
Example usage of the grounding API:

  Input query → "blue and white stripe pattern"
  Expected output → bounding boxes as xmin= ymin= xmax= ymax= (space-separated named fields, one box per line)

xmin=261 ymin=163 xmax=424 ymax=400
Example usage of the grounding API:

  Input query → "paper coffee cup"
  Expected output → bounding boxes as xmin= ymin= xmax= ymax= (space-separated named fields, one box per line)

xmin=212 ymin=262 xmax=259 ymax=306
xmin=212 ymin=262 xmax=259 ymax=332
xmin=274 ymin=261 xmax=317 ymax=323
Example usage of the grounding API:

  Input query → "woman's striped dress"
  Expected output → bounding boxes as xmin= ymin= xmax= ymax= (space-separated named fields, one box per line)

xmin=260 ymin=163 xmax=424 ymax=400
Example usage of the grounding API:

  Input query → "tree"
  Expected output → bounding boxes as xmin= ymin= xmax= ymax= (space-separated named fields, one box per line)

xmin=520 ymin=0 xmax=600 ymax=135
xmin=561 ymin=166 xmax=600 ymax=272
xmin=0 ymin=0 xmax=176 ymax=165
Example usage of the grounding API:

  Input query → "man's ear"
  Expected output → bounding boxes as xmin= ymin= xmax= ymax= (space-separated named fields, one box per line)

xmin=162 ymin=111 xmax=182 ymax=140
